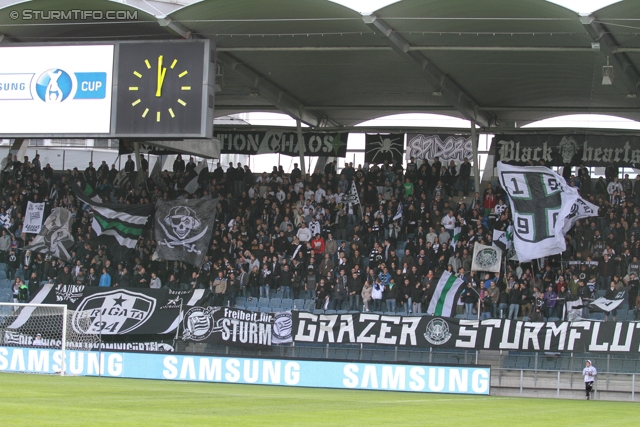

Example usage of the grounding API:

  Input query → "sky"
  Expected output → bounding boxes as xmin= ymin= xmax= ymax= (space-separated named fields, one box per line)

xmin=327 ymin=0 xmax=622 ymax=15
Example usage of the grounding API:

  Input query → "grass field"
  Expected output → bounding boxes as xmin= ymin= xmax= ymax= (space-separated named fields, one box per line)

xmin=0 ymin=373 xmax=637 ymax=426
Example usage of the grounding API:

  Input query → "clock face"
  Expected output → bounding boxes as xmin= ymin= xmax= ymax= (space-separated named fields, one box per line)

xmin=114 ymin=41 xmax=208 ymax=137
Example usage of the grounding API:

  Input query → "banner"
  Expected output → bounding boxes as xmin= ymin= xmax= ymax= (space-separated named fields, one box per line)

xmin=427 ymin=271 xmax=465 ymax=317
xmin=25 ymin=207 xmax=75 ymax=261
xmin=23 ymin=201 xmax=45 ymax=234
xmin=562 ymin=198 xmax=600 ymax=234
xmin=75 ymin=185 xmax=153 ymax=261
xmin=589 ymin=291 xmax=626 ymax=313
xmin=0 ymin=347 xmax=491 ymax=394
xmin=215 ymin=130 xmax=348 ymax=157
xmin=497 ymin=162 xmax=578 ymax=262
xmin=16 ymin=284 xmax=210 ymax=335
xmin=406 ymin=134 xmax=472 ymax=163
xmin=293 ymin=312 xmax=640 ymax=353
xmin=493 ymin=134 xmax=640 ymax=167
xmin=155 ymin=199 xmax=217 ymax=266
xmin=181 ymin=306 xmax=291 ymax=348
xmin=471 ymin=243 xmax=502 ymax=272
xmin=365 ymin=133 xmax=404 ymax=163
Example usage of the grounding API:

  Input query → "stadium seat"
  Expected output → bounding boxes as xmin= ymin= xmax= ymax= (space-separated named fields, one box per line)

xmin=522 ymin=316 xmax=530 ymax=322
xmin=0 ymin=263 xmax=7 ymax=272
xmin=336 ymin=310 xmax=348 ymax=314
xmin=246 ymin=306 xmax=259 ymax=312
xmin=259 ymin=306 xmax=271 ymax=313
xmin=272 ymin=308 xmax=284 ymax=313
xmin=384 ymin=311 xmax=396 ymax=316
xmin=0 ymin=290 xmax=10 ymax=302
xmin=0 ymin=271 xmax=6 ymax=280
xmin=455 ymin=314 xmax=465 ymax=319
xmin=621 ymin=360 xmax=637 ymax=373
xmin=547 ymin=317 xmax=560 ymax=322
xmin=273 ymin=291 xmax=284 ymax=299
xmin=503 ymin=356 xmax=517 ymax=369
xmin=515 ymin=356 xmax=530 ymax=369
xmin=292 ymin=299 xmax=304 ymax=310
xmin=257 ymin=297 xmax=270 ymax=307
xmin=281 ymin=299 xmax=293 ymax=310
xmin=0 ymin=279 xmax=11 ymax=288
xmin=312 ymin=309 xmax=324 ymax=315
xmin=617 ymin=310 xmax=628 ymax=320
xmin=235 ymin=297 xmax=246 ymax=307
xmin=540 ymin=357 xmax=558 ymax=370
xmin=608 ymin=359 xmax=624 ymax=373
xmin=324 ymin=310 xmax=337 ymax=315
xmin=268 ymin=298 xmax=282 ymax=308
xmin=589 ymin=312 xmax=605 ymax=321
xmin=244 ymin=298 xmax=258 ymax=307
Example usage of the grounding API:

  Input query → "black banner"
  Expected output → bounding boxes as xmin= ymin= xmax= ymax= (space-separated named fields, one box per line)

xmin=119 ymin=141 xmax=180 ymax=156
xmin=23 ymin=284 xmax=210 ymax=335
xmin=292 ymin=312 xmax=640 ymax=353
xmin=406 ymin=134 xmax=472 ymax=163
xmin=181 ymin=307 xmax=292 ymax=348
xmin=365 ymin=133 xmax=404 ymax=163
xmin=215 ymin=130 xmax=348 ymax=157
xmin=493 ymin=134 xmax=640 ymax=167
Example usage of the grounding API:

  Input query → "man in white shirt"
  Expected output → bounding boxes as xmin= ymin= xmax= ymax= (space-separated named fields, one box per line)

xmin=441 ymin=210 xmax=456 ymax=239
xmin=582 ymin=360 xmax=597 ymax=400
xmin=296 ymin=222 xmax=312 ymax=242
xmin=314 ymin=183 xmax=326 ymax=204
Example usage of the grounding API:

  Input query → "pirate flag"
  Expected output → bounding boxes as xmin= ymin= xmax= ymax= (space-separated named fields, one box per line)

xmin=154 ymin=199 xmax=217 ymax=266
xmin=25 ymin=207 xmax=75 ymax=261
xmin=365 ymin=133 xmax=404 ymax=164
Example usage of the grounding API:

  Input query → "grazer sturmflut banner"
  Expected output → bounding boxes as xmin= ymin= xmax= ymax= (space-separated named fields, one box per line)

xmin=215 ymin=130 xmax=348 ymax=157
xmin=292 ymin=312 xmax=640 ymax=353
xmin=16 ymin=284 xmax=210 ymax=335
xmin=493 ymin=133 xmax=640 ymax=167
xmin=181 ymin=307 xmax=291 ymax=348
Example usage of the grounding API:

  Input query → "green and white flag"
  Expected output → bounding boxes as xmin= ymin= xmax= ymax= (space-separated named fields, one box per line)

xmin=75 ymin=185 xmax=153 ymax=261
xmin=452 ymin=226 xmax=462 ymax=245
xmin=427 ymin=271 xmax=465 ymax=317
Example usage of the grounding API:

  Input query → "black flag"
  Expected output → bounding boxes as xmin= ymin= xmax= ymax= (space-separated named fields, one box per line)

xmin=154 ymin=199 xmax=216 ymax=266
xmin=365 ymin=133 xmax=404 ymax=163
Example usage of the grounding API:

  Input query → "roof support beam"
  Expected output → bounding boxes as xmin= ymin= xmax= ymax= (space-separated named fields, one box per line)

xmin=217 ymin=46 xmax=596 ymax=53
xmin=217 ymin=53 xmax=337 ymax=127
xmin=581 ymin=15 xmax=640 ymax=93
xmin=363 ymin=14 xmax=495 ymax=128
xmin=158 ymin=19 xmax=337 ymax=127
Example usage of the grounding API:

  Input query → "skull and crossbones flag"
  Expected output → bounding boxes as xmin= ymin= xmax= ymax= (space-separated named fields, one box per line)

xmin=365 ymin=133 xmax=404 ymax=164
xmin=155 ymin=199 xmax=217 ymax=266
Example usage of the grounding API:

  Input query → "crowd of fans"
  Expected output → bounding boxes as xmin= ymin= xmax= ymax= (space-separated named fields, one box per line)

xmin=1 ymin=151 xmax=639 ymax=320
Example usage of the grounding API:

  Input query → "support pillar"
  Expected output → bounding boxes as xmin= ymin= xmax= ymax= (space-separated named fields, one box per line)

xmin=471 ymin=121 xmax=480 ymax=196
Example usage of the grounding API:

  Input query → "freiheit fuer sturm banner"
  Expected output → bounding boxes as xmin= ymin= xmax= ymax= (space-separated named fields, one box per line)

xmin=292 ymin=312 xmax=640 ymax=354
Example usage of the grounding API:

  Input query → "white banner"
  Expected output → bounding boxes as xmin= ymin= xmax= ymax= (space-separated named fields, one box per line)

xmin=471 ymin=243 xmax=502 ymax=273
xmin=23 ymin=201 xmax=45 ymax=234
xmin=497 ymin=162 xmax=578 ymax=262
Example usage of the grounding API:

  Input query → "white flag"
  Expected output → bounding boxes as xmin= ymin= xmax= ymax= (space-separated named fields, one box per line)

xmin=497 ymin=162 xmax=579 ymax=262
xmin=562 ymin=197 xmax=599 ymax=234
xmin=427 ymin=271 xmax=465 ymax=317
xmin=23 ymin=201 xmax=45 ymax=234
xmin=471 ymin=243 xmax=502 ymax=273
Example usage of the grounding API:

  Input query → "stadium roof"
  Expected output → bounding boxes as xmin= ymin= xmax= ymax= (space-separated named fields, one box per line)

xmin=2 ymin=0 xmax=640 ymax=131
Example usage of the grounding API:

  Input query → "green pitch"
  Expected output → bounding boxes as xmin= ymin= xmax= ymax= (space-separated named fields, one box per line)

xmin=0 ymin=373 xmax=636 ymax=426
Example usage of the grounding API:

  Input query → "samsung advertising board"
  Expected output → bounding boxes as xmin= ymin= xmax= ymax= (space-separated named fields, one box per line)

xmin=0 ymin=45 xmax=115 ymax=135
xmin=0 ymin=40 xmax=213 ymax=138
xmin=0 ymin=347 xmax=490 ymax=395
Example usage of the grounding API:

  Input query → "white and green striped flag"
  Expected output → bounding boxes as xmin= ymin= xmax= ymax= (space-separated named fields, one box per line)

xmin=427 ymin=271 xmax=465 ymax=317
xmin=452 ymin=226 xmax=462 ymax=245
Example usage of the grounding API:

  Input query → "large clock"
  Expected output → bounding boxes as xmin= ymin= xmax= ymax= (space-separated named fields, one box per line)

xmin=114 ymin=40 xmax=213 ymax=138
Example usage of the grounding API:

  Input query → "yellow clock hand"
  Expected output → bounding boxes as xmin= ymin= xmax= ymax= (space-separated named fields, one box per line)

xmin=156 ymin=55 xmax=167 ymax=97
